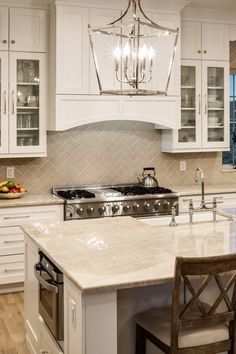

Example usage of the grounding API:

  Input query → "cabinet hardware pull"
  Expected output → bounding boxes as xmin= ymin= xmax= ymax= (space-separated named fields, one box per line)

xmin=205 ymin=94 xmax=207 ymax=114
xmin=198 ymin=94 xmax=201 ymax=114
xmin=3 ymin=215 xmax=30 ymax=220
xmin=203 ymin=50 xmax=207 ymax=54
xmin=2 ymin=40 xmax=7 ymax=44
xmin=197 ymin=49 xmax=201 ymax=53
xmin=4 ymin=90 xmax=6 ymax=114
xmin=40 ymin=351 xmax=50 ymax=354
xmin=4 ymin=268 xmax=24 ymax=273
xmin=11 ymin=40 xmax=15 ymax=44
xmin=11 ymin=91 xmax=15 ymax=115
xmin=3 ymin=240 xmax=23 ymax=244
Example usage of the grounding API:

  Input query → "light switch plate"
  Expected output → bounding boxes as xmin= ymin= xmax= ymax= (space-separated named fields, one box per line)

xmin=180 ymin=161 xmax=186 ymax=172
xmin=6 ymin=167 xmax=14 ymax=179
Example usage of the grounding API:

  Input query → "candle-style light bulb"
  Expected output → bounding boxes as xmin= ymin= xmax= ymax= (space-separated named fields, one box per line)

xmin=114 ymin=46 xmax=121 ymax=71
xmin=149 ymin=46 xmax=155 ymax=71
xmin=123 ymin=43 xmax=131 ymax=58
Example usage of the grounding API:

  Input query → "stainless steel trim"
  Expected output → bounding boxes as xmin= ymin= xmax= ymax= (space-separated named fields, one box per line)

xmin=11 ymin=91 xmax=15 ymax=115
xmin=34 ymin=264 xmax=58 ymax=294
xmin=3 ymin=215 xmax=30 ymax=220
xmin=4 ymin=268 xmax=24 ymax=273
xmin=4 ymin=90 xmax=7 ymax=114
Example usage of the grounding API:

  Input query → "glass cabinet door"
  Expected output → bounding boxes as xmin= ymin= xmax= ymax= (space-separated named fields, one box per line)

xmin=16 ymin=59 xmax=40 ymax=147
xmin=0 ymin=52 xmax=8 ymax=154
xmin=177 ymin=61 xmax=201 ymax=148
xmin=203 ymin=62 xmax=229 ymax=148
xmin=207 ymin=67 xmax=224 ymax=142
xmin=9 ymin=52 xmax=46 ymax=154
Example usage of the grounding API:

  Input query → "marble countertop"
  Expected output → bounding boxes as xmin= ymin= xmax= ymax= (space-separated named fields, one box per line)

xmin=170 ymin=184 xmax=236 ymax=196
xmin=22 ymin=216 xmax=236 ymax=293
xmin=0 ymin=193 xmax=63 ymax=208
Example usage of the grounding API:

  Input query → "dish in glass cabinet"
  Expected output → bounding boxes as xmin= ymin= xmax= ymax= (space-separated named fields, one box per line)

xmin=0 ymin=192 xmax=25 ymax=199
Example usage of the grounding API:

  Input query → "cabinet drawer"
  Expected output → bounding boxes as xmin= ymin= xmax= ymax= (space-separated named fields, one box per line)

xmin=0 ymin=205 xmax=63 ymax=226
xmin=0 ymin=254 xmax=24 ymax=284
xmin=0 ymin=226 xmax=24 ymax=255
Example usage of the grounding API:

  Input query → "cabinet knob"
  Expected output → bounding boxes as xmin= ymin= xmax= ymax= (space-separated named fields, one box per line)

xmin=197 ymin=50 xmax=201 ymax=53
xmin=203 ymin=50 xmax=207 ymax=54
xmin=11 ymin=40 xmax=15 ymax=44
xmin=2 ymin=40 xmax=7 ymax=44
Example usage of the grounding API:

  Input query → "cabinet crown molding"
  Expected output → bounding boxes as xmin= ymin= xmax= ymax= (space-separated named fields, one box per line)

xmin=0 ymin=0 xmax=51 ymax=9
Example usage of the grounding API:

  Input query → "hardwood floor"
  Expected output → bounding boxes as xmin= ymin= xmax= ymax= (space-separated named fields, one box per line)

xmin=0 ymin=292 xmax=28 ymax=354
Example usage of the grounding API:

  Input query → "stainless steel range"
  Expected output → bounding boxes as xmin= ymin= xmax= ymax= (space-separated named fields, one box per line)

xmin=53 ymin=184 xmax=179 ymax=220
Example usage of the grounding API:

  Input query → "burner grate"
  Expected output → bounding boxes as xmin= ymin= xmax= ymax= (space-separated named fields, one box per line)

xmin=112 ymin=185 xmax=172 ymax=196
xmin=57 ymin=189 xmax=95 ymax=200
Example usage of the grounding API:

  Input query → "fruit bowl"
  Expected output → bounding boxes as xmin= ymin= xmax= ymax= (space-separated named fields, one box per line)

xmin=0 ymin=192 xmax=25 ymax=199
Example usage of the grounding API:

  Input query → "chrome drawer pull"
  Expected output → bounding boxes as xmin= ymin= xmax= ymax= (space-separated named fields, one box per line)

xmin=3 ymin=215 xmax=30 ymax=220
xmin=4 ymin=90 xmax=7 ymax=114
xmin=3 ymin=240 xmax=23 ymax=244
xmin=4 ymin=268 xmax=24 ymax=273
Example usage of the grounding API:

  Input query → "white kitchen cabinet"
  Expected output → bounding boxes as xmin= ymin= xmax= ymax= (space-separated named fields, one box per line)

xmin=181 ymin=21 xmax=229 ymax=61
xmin=49 ymin=3 xmax=181 ymax=131
xmin=0 ymin=52 xmax=47 ymax=157
xmin=0 ymin=204 xmax=63 ymax=289
xmin=162 ymin=60 xmax=229 ymax=152
xmin=25 ymin=235 xmax=40 ymax=354
xmin=56 ymin=5 xmax=89 ymax=95
xmin=0 ymin=7 xmax=8 ymax=51
xmin=0 ymin=6 xmax=48 ymax=53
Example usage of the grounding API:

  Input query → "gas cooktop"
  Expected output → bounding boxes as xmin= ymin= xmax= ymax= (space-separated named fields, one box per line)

xmin=53 ymin=184 xmax=179 ymax=220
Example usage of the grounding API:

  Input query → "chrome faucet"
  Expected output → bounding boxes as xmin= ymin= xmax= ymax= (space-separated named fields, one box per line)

xmin=188 ymin=167 xmax=227 ymax=223
xmin=195 ymin=167 xmax=205 ymax=208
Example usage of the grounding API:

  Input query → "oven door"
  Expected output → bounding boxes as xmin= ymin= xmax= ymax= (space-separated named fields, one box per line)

xmin=34 ymin=263 xmax=64 ymax=340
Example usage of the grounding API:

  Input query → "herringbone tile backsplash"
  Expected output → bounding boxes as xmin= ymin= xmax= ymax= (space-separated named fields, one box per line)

xmin=0 ymin=121 xmax=234 ymax=193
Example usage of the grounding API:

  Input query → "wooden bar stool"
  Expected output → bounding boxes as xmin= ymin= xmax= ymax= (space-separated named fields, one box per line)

xmin=135 ymin=254 xmax=236 ymax=353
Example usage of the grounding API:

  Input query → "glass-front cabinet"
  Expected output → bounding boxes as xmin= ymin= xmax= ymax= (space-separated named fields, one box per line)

xmin=0 ymin=52 xmax=8 ymax=154
xmin=202 ymin=61 xmax=229 ymax=148
xmin=178 ymin=60 xmax=201 ymax=148
xmin=0 ymin=52 xmax=46 ymax=157
xmin=9 ymin=52 xmax=46 ymax=155
xmin=162 ymin=60 xmax=229 ymax=152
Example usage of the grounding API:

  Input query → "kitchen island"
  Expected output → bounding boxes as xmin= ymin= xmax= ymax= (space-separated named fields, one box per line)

xmin=23 ymin=216 xmax=236 ymax=354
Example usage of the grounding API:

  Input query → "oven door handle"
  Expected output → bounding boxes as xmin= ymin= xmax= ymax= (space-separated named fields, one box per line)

xmin=34 ymin=264 xmax=58 ymax=294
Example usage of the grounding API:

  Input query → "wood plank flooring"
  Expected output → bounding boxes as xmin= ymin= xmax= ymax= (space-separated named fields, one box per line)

xmin=0 ymin=292 xmax=28 ymax=354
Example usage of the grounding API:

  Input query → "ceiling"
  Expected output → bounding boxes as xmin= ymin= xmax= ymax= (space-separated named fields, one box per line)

xmin=186 ymin=0 xmax=236 ymax=11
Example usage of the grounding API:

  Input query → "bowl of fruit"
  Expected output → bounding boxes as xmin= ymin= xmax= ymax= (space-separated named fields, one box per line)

xmin=0 ymin=180 xmax=26 ymax=199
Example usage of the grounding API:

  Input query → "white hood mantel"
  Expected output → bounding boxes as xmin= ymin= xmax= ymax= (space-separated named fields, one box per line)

xmin=49 ymin=0 xmax=187 ymax=131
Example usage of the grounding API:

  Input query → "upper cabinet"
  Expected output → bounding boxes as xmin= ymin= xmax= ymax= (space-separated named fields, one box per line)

xmin=49 ymin=3 xmax=181 ymax=131
xmin=181 ymin=21 xmax=229 ymax=61
xmin=0 ymin=7 xmax=48 ymax=53
xmin=0 ymin=5 xmax=48 ymax=158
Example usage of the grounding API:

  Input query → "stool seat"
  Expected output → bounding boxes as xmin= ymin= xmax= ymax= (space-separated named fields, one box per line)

xmin=135 ymin=305 xmax=229 ymax=348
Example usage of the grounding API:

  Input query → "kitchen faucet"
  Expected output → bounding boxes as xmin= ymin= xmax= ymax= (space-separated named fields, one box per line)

xmin=195 ymin=167 xmax=205 ymax=208
xmin=188 ymin=168 xmax=232 ymax=223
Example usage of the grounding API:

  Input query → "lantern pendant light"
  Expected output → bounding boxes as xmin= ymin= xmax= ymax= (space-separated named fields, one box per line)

xmin=88 ymin=0 xmax=179 ymax=96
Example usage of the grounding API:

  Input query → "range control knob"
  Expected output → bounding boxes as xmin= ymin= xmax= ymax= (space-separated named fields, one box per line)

xmin=112 ymin=205 xmax=119 ymax=213
xmin=99 ymin=206 xmax=106 ymax=214
xmin=133 ymin=203 xmax=140 ymax=211
xmin=144 ymin=202 xmax=151 ymax=212
xmin=163 ymin=201 xmax=171 ymax=209
xmin=154 ymin=201 xmax=161 ymax=211
xmin=76 ymin=207 xmax=84 ymax=216
xmin=87 ymin=207 xmax=94 ymax=214
xmin=123 ymin=204 xmax=130 ymax=212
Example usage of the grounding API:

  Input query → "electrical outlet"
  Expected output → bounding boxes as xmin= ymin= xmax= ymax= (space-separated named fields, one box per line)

xmin=70 ymin=299 xmax=76 ymax=328
xmin=6 ymin=167 xmax=14 ymax=179
xmin=180 ymin=160 xmax=186 ymax=172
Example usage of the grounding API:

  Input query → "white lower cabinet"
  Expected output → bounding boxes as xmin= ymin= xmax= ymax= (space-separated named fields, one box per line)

xmin=0 ymin=204 xmax=63 ymax=287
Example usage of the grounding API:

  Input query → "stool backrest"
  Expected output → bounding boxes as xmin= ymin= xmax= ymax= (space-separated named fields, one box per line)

xmin=171 ymin=254 xmax=236 ymax=351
